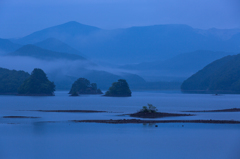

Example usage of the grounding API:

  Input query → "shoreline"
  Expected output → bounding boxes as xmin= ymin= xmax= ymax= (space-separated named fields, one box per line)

xmin=3 ymin=116 xmax=40 ymax=118
xmin=17 ymin=94 xmax=55 ymax=96
xmin=183 ymin=108 xmax=240 ymax=113
xmin=71 ymin=119 xmax=240 ymax=124
xmin=34 ymin=110 xmax=107 ymax=113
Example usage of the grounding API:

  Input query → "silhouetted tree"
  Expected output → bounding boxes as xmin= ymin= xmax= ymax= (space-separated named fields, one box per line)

xmin=105 ymin=79 xmax=132 ymax=97
xmin=139 ymin=104 xmax=158 ymax=113
xmin=18 ymin=68 xmax=55 ymax=96
xmin=0 ymin=67 xmax=30 ymax=94
xmin=69 ymin=78 xmax=103 ymax=95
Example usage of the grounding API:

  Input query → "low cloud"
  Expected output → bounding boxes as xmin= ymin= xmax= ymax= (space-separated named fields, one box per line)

xmin=0 ymin=56 xmax=91 ymax=74
xmin=0 ymin=56 xmax=136 ymax=77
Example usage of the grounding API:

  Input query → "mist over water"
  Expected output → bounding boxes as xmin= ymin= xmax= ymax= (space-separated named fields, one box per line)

xmin=0 ymin=55 xmax=138 ymax=74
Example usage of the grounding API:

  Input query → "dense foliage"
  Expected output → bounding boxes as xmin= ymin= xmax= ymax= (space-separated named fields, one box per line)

xmin=181 ymin=54 xmax=240 ymax=94
xmin=105 ymin=79 xmax=132 ymax=97
xmin=18 ymin=68 xmax=55 ymax=95
xmin=69 ymin=78 xmax=103 ymax=95
xmin=139 ymin=104 xmax=158 ymax=113
xmin=0 ymin=68 xmax=30 ymax=94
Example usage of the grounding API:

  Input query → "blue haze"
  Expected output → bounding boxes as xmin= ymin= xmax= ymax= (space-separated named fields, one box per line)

xmin=0 ymin=1 xmax=240 ymax=158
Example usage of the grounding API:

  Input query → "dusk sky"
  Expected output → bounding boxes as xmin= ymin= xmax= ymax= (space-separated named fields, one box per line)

xmin=0 ymin=0 xmax=240 ymax=38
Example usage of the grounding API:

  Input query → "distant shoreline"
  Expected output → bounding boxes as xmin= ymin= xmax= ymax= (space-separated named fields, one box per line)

xmin=182 ymin=108 xmax=240 ymax=113
xmin=71 ymin=119 xmax=240 ymax=124
xmin=17 ymin=94 xmax=55 ymax=96
xmin=34 ymin=110 xmax=106 ymax=113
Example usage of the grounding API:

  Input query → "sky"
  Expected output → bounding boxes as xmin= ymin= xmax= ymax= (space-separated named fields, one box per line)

xmin=0 ymin=0 xmax=240 ymax=38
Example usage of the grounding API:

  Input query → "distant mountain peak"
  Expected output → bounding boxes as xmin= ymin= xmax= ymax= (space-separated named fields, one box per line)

xmin=55 ymin=21 xmax=100 ymax=30
xmin=65 ymin=21 xmax=79 ymax=24
xmin=16 ymin=21 xmax=101 ymax=44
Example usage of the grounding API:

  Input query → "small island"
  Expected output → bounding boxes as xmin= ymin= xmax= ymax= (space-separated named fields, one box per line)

xmin=18 ymin=68 xmax=55 ymax=96
xmin=129 ymin=104 xmax=193 ymax=118
xmin=104 ymin=79 xmax=131 ymax=97
xmin=69 ymin=78 xmax=103 ymax=96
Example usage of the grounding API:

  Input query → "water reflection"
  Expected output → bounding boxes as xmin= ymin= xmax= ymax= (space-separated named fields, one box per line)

xmin=32 ymin=122 xmax=46 ymax=135
xmin=142 ymin=123 xmax=157 ymax=127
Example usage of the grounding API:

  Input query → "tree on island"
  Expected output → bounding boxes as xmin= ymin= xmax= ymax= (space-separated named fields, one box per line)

xmin=139 ymin=104 xmax=158 ymax=113
xmin=104 ymin=79 xmax=132 ymax=97
xmin=69 ymin=78 xmax=103 ymax=96
xmin=18 ymin=68 xmax=55 ymax=96
xmin=130 ymin=103 xmax=192 ymax=118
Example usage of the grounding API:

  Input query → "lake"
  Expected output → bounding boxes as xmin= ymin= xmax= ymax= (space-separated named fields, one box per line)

xmin=0 ymin=91 xmax=240 ymax=159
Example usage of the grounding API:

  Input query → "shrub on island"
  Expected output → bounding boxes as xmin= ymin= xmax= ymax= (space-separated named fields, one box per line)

xmin=69 ymin=78 xmax=103 ymax=96
xmin=139 ymin=104 xmax=158 ymax=113
xmin=18 ymin=68 xmax=55 ymax=96
xmin=104 ymin=79 xmax=131 ymax=97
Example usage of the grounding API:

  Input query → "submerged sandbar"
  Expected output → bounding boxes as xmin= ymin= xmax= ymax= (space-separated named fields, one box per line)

xmin=183 ymin=108 xmax=240 ymax=113
xmin=35 ymin=110 xmax=106 ymax=113
xmin=71 ymin=119 xmax=240 ymax=124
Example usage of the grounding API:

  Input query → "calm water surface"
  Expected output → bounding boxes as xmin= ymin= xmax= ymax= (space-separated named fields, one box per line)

xmin=0 ymin=91 xmax=240 ymax=159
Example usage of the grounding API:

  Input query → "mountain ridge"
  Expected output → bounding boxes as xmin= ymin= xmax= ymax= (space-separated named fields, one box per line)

xmin=13 ymin=21 xmax=240 ymax=64
xmin=7 ymin=44 xmax=86 ymax=61
xmin=16 ymin=21 xmax=101 ymax=44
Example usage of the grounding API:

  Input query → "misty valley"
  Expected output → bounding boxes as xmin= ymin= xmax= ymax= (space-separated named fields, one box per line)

xmin=1 ymin=21 xmax=240 ymax=159
xmin=1 ymin=21 xmax=240 ymax=93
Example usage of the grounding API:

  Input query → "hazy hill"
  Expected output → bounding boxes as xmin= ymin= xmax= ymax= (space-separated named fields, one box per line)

xmin=15 ymin=21 xmax=240 ymax=64
xmin=8 ymin=44 xmax=86 ymax=61
xmin=34 ymin=38 xmax=85 ymax=57
xmin=0 ymin=67 xmax=30 ymax=94
xmin=181 ymin=54 xmax=240 ymax=94
xmin=122 ymin=50 xmax=235 ymax=72
xmin=121 ymin=50 xmax=235 ymax=81
xmin=196 ymin=28 xmax=240 ymax=40
xmin=0 ymin=38 xmax=22 ymax=54
xmin=227 ymin=33 xmax=240 ymax=47
xmin=16 ymin=21 xmax=100 ymax=44
xmin=67 ymin=70 xmax=145 ymax=90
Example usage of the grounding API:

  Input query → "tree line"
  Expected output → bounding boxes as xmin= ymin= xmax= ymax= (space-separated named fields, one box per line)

xmin=0 ymin=67 xmax=131 ymax=97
